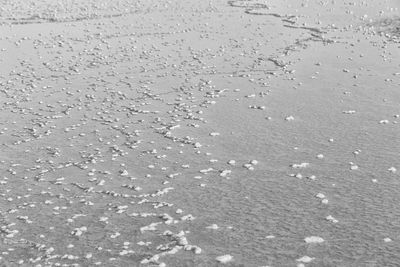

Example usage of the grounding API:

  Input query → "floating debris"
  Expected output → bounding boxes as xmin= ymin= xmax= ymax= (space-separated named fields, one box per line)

xmin=0 ymin=0 xmax=398 ymax=266
xmin=228 ymin=160 xmax=236 ymax=165
xmin=71 ymin=226 xmax=88 ymax=237
xmin=296 ymin=256 xmax=315 ymax=263
xmin=285 ymin=116 xmax=295 ymax=121
xmin=216 ymin=255 xmax=233 ymax=264
xmin=220 ymin=170 xmax=232 ymax=177
xmin=291 ymin=163 xmax=310 ymax=169
xmin=326 ymin=215 xmax=339 ymax=223
xmin=304 ymin=236 xmax=325 ymax=244
xmin=206 ymin=224 xmax=219 ymax=230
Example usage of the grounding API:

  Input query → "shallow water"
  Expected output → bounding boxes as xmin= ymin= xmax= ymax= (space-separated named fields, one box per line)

xmin=0 ymin=0 xmax=400 ymax=266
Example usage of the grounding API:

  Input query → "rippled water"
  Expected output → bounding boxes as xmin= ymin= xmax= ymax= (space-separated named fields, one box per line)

xmin=0 ymin=0 xmax=399 ymax=266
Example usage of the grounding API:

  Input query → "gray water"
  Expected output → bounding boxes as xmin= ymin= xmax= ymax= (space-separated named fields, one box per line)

xmin=0 ymin=0 xmax=400 ymax=266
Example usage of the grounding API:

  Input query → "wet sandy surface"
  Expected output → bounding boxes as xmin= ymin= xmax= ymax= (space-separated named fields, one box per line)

xmin=0 ymin=0 xmax=400 ymax=266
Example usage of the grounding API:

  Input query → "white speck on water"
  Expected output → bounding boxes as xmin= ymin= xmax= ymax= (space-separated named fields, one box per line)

xmin=296 ymin=256 xmax=315 ymax=263
xmin=326 ymin=215 xmax=339 ymax=223
xmin=343 ymin=110 xmax=356 ymax=114
xmin=220 ymin=170 xmax=231 ymax=177
xmin=250 ymin=160 xmax=258 ymax=165
xmin=120 ymin=170 xmax=129 ymax=176
xmin=291 ymin=163 xmax=309 ymax=168
xmin=216 ymin=255 xmax=233 ymax=264
xmin=307 ymin=175 xmax=316 ymax=180
xmin=206 ymin=224 xmax=219 ymax=230
xmin=285 ymin=116 xmax=295 ymax=121
xmin=350 ymin=165 xmax=359 ymax=170
xmin=304 ymin=236 xmax=325 ymax=244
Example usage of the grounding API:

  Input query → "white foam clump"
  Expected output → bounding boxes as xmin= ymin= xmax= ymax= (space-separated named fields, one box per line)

xmin=350 ymin=164 xmax=359 ymax=170
xmin=176 ymin=209 xmax=183 ymax=214
xmin=250 ymin=160 xmax=258 ymax=165
xmin=160 ymin=213 xmax=174 ymax=225
xmin=184 ymin=245 xmax=202 ymax=254
xmin=304 ymin=236 xmax=324 ymax=244
xmin=315 ymin=193 xmax=328 ymax=205
xmin=326 ymin=215 xmax=338 ymax=223
xmin=140 ymin=222 xmax=162 ymax=232
xmin=120 ymin=169 xmax=129 ymax=176
xmin=151 ymin=187 xmax=174 ymax=197
xmin=220 ymin=170 xmax=231 ymax=177
xmin=181 ymin=214 xmax=195 ymax=221
xmin=296 ymin=256 xmax=315 ymax=263
xmin=216 ymin=255 xmax=233 ymax=264
xmin=206 ymin=224 xmax=219 ymax=230
xmin=243 ymin=163 xmax=254 ymax=170
xmin=307 ymin=175 xmax=316 ymax=180
xmin=228 ymin=160 xmax=236 ymax=165
xmin=343 ymin=110 xmax=356 ymax=114
xmin=285 ymin=115 xmax=295 ymax=121
xmin=291 ymin=163 xmax=309 ymax=168
xmin=71 ymin=226 xmax=87 ymax=236
xmin=200 ymin=168 xmax=213 ymax=174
